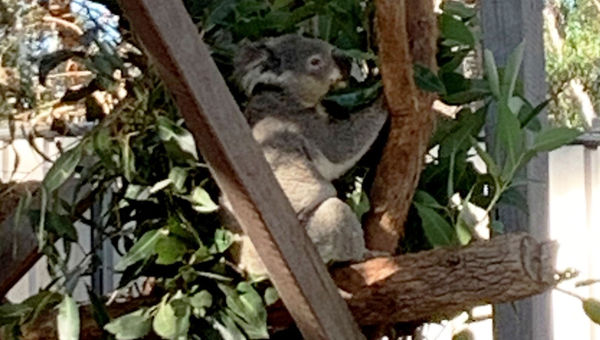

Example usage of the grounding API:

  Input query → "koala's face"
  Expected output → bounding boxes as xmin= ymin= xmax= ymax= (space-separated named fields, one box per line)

xmin=234 ymin=35 xmax=348 ymax=107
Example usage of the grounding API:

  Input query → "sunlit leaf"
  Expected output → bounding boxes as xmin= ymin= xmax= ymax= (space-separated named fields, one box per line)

xmin=190 ymin=290 xmax=213 ymax=318
xmin=153 ymin=296 xmax=191 ymax=340
xmin=190 ymin=187 xmax=219 ymax=213
xmin=115 ymin=229 xmax=163 ymax=271
xmin=104 ymin=309 xmax=151 ymax=340
xmin=57 ymin=295 xmax=79 ymax=340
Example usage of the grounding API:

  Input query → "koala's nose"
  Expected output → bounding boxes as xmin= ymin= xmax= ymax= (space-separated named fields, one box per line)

xmin=332 ymin=50 xmax=352 ymax=79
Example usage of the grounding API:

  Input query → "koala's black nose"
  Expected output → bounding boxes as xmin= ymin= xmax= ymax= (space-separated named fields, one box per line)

xmin=332 ymin=50 xmax=352 ymax=78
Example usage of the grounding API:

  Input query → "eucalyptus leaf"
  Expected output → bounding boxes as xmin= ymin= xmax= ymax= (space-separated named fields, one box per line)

xmin=57 ymin=295 xmax=79 ymax=340
xmin=264 ymin=287 xmax=279 ymax=306
xmin=413 ymin=202 xmax=455 ymax=247
xmin=219 ymin=283 xmax=268 ymax=339
xmin=531 ymin=127 xmax=581 ymax=152
xmin=155 ymin=236 xmax=187 ymax=265
xmin=583 ymin=298 xmax=600 ymax=325
xmin=501 ymin=41 xmax=525 ymax=99
xmin=215 ymin=229 xmax=234 ymax=253
xmin=43 ymin=144 xmax=82 ymax=193
xmin=115 ymin=229 xmax=163 ymax=271
xmin=496 ymin=102 xmax=524 ymax=173
xmin=153 ymin=297 xmax=191 ymax=340
xmin=190 ymin=187 xmax=219 ymax=213
xmin=484 ymin=49 xmax=500 ymax=99
xmin=104 ymin=309 xmax=152 ymax=340
xmin=190 ymin=291 xmax=213 ymax=318
xmin=211 ymin=313 xmax=246 ymax=340
xmin=440 ymin=13 xmax=475 ymax=47
xmin=414 ymin=64 xmax=446 ymax=94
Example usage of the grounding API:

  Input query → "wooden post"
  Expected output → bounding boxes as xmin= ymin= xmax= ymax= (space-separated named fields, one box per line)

xmin=118 ymin=1 xmax=364 ymax=339
xmin=480 ymin=0 xmax=552 ymax=339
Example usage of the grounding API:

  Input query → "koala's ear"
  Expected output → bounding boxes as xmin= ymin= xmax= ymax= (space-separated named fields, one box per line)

xmin=233 ymin=39 xmax=280 ymax=95
xmin=234 ymin=41 xmax=269 ymax=74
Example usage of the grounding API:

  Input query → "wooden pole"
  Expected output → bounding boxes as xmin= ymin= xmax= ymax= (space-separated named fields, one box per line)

xmin=480 ymin=0 xmax=552 ymax=339
xmin=118 ymin=1 xmax=364 ymax=339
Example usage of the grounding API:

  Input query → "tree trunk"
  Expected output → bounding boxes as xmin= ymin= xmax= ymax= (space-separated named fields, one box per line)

xmin=365 ymin=0 xmax=438 ymax=253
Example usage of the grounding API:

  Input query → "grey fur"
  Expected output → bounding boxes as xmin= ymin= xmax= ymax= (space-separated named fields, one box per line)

xmin=226 ymin=35 xmax=388 ymax=277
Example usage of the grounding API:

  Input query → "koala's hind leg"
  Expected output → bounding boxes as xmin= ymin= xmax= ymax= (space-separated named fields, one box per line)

xmin=305 ymin=197 xmax=366 ymax=263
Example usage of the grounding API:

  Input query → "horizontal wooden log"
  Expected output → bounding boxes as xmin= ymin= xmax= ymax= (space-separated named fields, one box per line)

xmin=15 ymin=233 xmax=557 ymax=339
xmin=271 ymin=232 xmax=557 ymax=328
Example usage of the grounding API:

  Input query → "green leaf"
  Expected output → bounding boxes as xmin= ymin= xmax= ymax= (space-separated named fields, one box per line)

xmin=484 ymin=49 xmax=500 ymax=99
xmin=87 ymin=288 xmax=110 ymax=328
xmin=0 ymin=303 xmax=32 ymax=326
xmin=115 ymin=230 xmax=163 ymax=271
xmin=497 ymin=102 xmax=524 ymax=173
xmin=583 ymin=298 xmax=600 ymax=325
xmin=414 ymin=202 xmax=455 ymax=247
xmin=150 ymin=179 xmax=173 ymax=194
xmin=470 ymin=137 xmax=500 ymax=177
xmin=264 ymin=287 xmax=279 ymax=306
xmin=491 ymin=220 xmax=505 ymax=234
xmin=324 ymin=82 xmax=382 ymax=110
xmin=455 ymin=212 xmax=473 ymax=245
xmin=414 ymin=64 xmax=446 ymax=94
xmin=121 ymin=137 xmax=136 ymax=182
xmin=152 ymin=296 xmax=191 ymax=340
xmin=215 ymin=229 xmax=234 ymax=253
xmin=219 ymin=283 xmax=268 ymax=339
xmin=104 ymin=309 xmax=151 ymax=340
xmin=22 ymin=291 xmax=62 ymax=324
xmin=190 ymin=291 xmax=213 ymax=318
xmin=169 ymin=167 xmax=188 ymax=192
xmin=443 ymin=1 xmax=476 ymax=19
xmin=43 ymin=144 xmax=82 ymax=193
xmin=346 ymin=189 xmax=370 ymax=220
xmin=519 ymin=99 xmax=549 ymax=129
xmin=158 ymin=117 xmax=199 ymax=160
xmin=413 ymin=190 xmax=446 ymax=210
xmin=531 ymin=127 xmax=581 ymax=152
xmin=57 ymin=295 xmax=79 ymax=340
xmin=212 ymin=312 xmax=246 ymax=340
xmin=189 ymin=187 xmax=219 ymax=213
xmin=500 ymin=41 xmax=525 ymax=99
xmin=440 ymin=13 xmax=475 ymax=47
xmin=155 ymin=236 xmax=187 ymax=265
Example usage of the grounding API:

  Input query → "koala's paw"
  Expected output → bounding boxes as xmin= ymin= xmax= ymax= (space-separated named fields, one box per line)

xmin=306 ymin=197 xmax=367 ymax=263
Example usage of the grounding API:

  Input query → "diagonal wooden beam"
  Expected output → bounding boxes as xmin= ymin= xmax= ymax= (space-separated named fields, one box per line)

xmin=0 ymin=183 xmax=41 ymax=298
xmin=118 ymin=1 xmax=364 ymax=339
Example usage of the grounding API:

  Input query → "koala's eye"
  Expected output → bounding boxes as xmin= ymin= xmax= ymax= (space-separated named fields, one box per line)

xmin=308 ymin=55 xmax=323 ymax=69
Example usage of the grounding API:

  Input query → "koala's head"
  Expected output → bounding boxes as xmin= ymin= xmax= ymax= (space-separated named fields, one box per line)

xmin=234 ymin=34 xmax=349 ymax=107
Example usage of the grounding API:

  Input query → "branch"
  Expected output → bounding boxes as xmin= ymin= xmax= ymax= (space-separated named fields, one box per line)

xmin=16 ymin=233 xmax=557 ymax=339
xmin=365 ymin=0 xmax=438 ymax=253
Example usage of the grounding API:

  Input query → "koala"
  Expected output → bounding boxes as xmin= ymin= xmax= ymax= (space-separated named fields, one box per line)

xmin=223 ymin=34 xmax=387 ymax=276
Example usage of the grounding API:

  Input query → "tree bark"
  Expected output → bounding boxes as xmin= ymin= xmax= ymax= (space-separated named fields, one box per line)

xmin=15 ymin=233 xmax=557 ymax=339
xmin=365 ymin=0 xmax=438 ymax=253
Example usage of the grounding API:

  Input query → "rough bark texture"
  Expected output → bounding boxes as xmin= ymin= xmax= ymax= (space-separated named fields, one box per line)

xmin=364 ymin=0 xmax=438 ymax=253
xmin=15 ymin=233 xmax=557 ymax=339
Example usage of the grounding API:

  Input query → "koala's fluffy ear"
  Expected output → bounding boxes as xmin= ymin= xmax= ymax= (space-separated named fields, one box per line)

xmin=233 ymin=39 xmax=280 ymax=95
